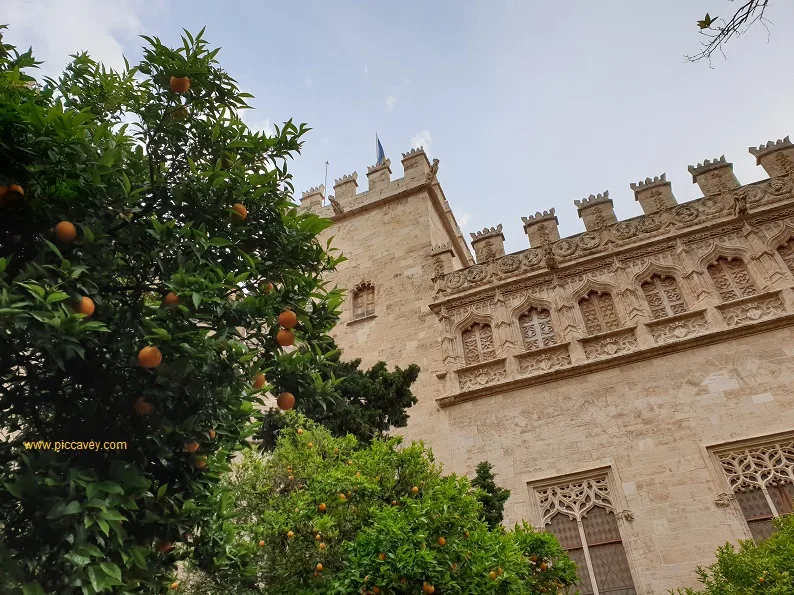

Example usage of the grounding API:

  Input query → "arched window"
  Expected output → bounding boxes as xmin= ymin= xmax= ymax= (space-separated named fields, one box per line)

xmin=518 ymin=307 xmax=557 ymax=351
xmin=461 ymin=322 xmax=496 ymax=365
xmin=777 ymin=239 xmax=794 ymax=275
xmin=641 ymin=274 xmax=688 ymax=319
xmin=706 ymin=257 xmax=756 ymax=302
xmin=352 ymin=282 xmax=375 ymax=319
xmin=579 ymin=291 xmax=620 ymax=335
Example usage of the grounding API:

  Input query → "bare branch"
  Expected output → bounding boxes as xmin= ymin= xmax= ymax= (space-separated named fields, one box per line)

xmin=686 ymin=0 xmax=772 ymax=64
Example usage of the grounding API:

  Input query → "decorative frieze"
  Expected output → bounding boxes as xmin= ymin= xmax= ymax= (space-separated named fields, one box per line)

xmin=646 ymin=309 xmax=709 ymax=344
xmin=581 ymin=327 xmax=638 ymax=361
xmin=716 ymin=290 xmax=787 ymax=328
xmin=516 ymin=343 xmax=572 ymax=376
xmin=457 ymin=357 xmax=508 ymax=392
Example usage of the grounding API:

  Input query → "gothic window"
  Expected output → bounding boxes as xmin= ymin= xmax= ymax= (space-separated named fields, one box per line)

xmin=536 ymin=477 xmax=637 ymax=595
xmin=706 ymin=257 xmax=756 ymax=302
xmin=461 ymin=322 xmax=496 ymax=365
xmin=518 ymin=307 xmax=557 ymax=351
xmin=715 ymin=440 xmax=794 ymax=542
xmin=579 ymin=291 xmax=620 ymax=335
xmin=641 ymin=274 xmax=688 ymax=319
xmin=777 ymin=240 xmax=794 ymax=275
xmin=352 ymin=282 xmax=375 ymax=319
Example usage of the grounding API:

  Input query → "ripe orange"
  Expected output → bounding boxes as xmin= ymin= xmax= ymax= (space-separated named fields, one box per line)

xmin=277 ymin=392 xmax=295 ymax=411
xmin=319 ymin=542 xmax=326 ymax=550
xmin=193 ymin=457 xmax=206 ymax=469
xmin=134 ymin=397 xmax=153 ymax=415
xmin=261 ymin=281 xmax=274 ymax=293
xmin=297 ymin=428 xmax=304 ymax=435
xmin=437 ymin=537 xmax=446 ymax=546
xmin=378 ymin=553 xmax=386 ymax=561
xmin=231 ymin=203 xmax=247 ymax=222
xmin=208 ymin=429 xmax=217 ymax=439
xmin=156 ymin=541 xmax=173 ymax=553
xmin=54 ymin=221 xmax=77 ymax=243
xmin=276 ymin=329 xmax=294 ymax=347
xmin=253 ymin=373 xmax=266 ymax=389
xmin=422 ymin=583 xmax=435 ymax=593
xmin=539 ymin=562 xmax=547 ymax=571
xmin=287 ymin=530 xmax=294 ymax=538
xmin=372 ymin=587 xmax=380 ymax=594
xmin=489 ymin=571 xmax=497 ymax=580
xmin=184 ymin=441 xmax=200 ymax=453
xmin=411 ymin=486 xmax=419 ymax=494
xmin=258 ymin=540 xmax=265 ymax=547
xmin=170 ymin=76 xmax=191 ymax=93
xmin=318 ymin=503 xmax=326 ymax=512
xmin=169 ymin=582 xmax=179 ymax=590
xmin=315 ymin=534 xmax=321 ymax=541
xmin=307 ymin=442 xmax=313 ymax=448
xmin=288 ymin=475 xmax=294 ymax=481
xmin=278 ymin=310 xmax=298 ymax=329
xmin=163 ymin=291 xmax=179 ymax=306
xmin=316 ymin=563 xmax=323 ymax=572
xmin=391 ymin=500 xmax=397 ymax=506
xmin=8 ymin=184 xmax=23 ymax=196
xmin=74 ymin=296 xmax=95 ymax=317
xmin=138 ymin=346 xmax=162 ymax=369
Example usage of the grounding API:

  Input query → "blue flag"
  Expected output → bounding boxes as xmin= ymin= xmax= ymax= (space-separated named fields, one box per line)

xmin=376 ymin=135 xmax=386 ymax=166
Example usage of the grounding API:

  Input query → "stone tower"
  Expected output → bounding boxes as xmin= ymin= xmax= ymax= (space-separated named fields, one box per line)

xmin=299 ymin=135 xmax=794 ymax=594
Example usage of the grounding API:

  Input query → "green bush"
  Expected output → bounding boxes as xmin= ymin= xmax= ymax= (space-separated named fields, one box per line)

xmin=0 ymin=25 xmax=343 ymax=593
xmin=673 ymin=514 xmax=794 ymax=595
xmin=183 ymin=414 xmax=578 ymax=594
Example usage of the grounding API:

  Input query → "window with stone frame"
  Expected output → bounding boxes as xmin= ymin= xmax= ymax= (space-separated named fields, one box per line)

xmin=461 ymin=322 xmax=496 ymax=366
xmin=777 ymin=239 xmax=794 ymax=276
xmin=536 ymin=476 xmax=637 ymax=595
xmin=706 ymin=257 xmax=757 ymax=302
xmin=640 ymin=274 xmax=688 ymax=320
xmin=579 ymin=291 xmax=620 ymax=335
xmin=518 ymin=307 xmax=557 ymax=351
xmin=715 ymin=440 xmax=794 ymax=542
xmin=351 ymin=282 xmax=375 ymax=320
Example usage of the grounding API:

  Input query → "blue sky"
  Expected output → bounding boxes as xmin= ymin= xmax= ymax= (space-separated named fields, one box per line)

xmin=6 ymin=0 xmax=794 ymax=254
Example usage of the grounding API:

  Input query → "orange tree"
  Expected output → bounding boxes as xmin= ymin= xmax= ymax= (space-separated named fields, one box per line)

xmin=182 ymin=414 xmax=577 ymax=594
xmin=0 ymin=25 xmax=344 ymax=593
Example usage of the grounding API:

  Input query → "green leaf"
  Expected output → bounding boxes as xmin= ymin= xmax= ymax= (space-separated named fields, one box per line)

xmin=157 ymin=483 xmax=168 ymax=499
xmin=46 ymin=291 xmax=70 ymax=303
xmin=64 ymin=500 xmax=83 ymax=515
xmin=65 ymin=552 xmax=92 ymax=566
xmin=96 ymin=518 xmax=110 ymax=536
xmin=4 ymin=482 xmax=23 ymax=499
xmin=97 ymin=481 xmax=124 ymax=494
xmin=192 ymin=292 xmax=202 ymax=308
xmin=121 ymin=172 xmax=131 ymax=195
xmin=100 ymin=509 xmax=127 ymax=522
xmin=21 ymin=583 xmax=45 ymax=595
xmin=43 ymin=239 xmax=64 ymax=261
xmin=129 ymin=547 xmax=147 ymax=569
xmin=99 ymin=561 xmax=122 ymax=581
xmin=77 ymin=544 xmax=105 ymax=558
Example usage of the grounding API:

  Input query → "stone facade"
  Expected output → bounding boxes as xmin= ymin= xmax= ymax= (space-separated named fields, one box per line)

xmin=298 ymin=136 xmax=794 ymax=594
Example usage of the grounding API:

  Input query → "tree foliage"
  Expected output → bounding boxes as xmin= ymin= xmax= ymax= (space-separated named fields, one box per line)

xmin=0 ymin=25 xmax=344 ymax=594
xmin=674 ymin=514 xmax=794 ymax=595
xmin=183 ymin=414 xmax=578 ymax=594
xmin=472 ymin=461 xmax=511 ymax=531
xmin=257 ymin=337 xmax=419 ymax=450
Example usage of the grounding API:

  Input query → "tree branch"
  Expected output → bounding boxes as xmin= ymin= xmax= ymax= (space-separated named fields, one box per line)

xmin=686 ymin=0 xmax=772 ymax=65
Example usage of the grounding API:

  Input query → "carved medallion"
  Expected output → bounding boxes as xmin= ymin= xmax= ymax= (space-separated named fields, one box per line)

xmin=637 ymin=214 xmax=662 ymax=233
xmin=497 ymin=255 xmax=521 ymax=274
xmin=446 ymin=271 xmax=466 ymax=289
xmin=673 ymin=205 xmax=699 ymax=223
xmin=578 ymin=232 xmax=601 ymax=251
xmin=613 ymin=221 xmax=638 ymax=241
xmin=466 ymin=265 xmax=488 ymax=283
xmin=699 ymin=195 xmax=726 ymax=215
xmin=523 ymin=250 xmax=542 ymax=267
xmin=553 ymin=239 xmax=577 ymax=257
xmin=741 ymin=185 xmax=766 ymax=204
xmin=767 ymin=177 xmax=792 ymax=196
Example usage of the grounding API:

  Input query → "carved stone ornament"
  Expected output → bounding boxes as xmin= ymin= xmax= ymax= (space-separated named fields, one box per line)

xmin=767 ymin=177 xmax=793 ymax=196
xmin=517 ymin=344 xmax=571 ymax=376
xmin=613 ymin=221 xmax=638 ymax=241
xmin=637 ymin=213 xmax=663 ymax=233
xmin=446 ymin=271 xmax=466 ymax=289
xmin=582 ymin=329 xmax=638 ymax=361
xmin=457 ymin=359 xmax=507 ymax=391
xmin=466 ymin=265 xmax=488 ymax=283
xmin=535 ymin=477 xmax=614 ymax=525
xmin=714 ymin=492 xmax=735 ymax=507
xmin=717 ymin=293 xmax=786 ymax=328
xmin=497 ymin=255 xmax=521 ymax=274
xmin=648 ymin=312 xmax=709 ymax=344
xmin=673 ymin=205 xmax=699 ymax=223
xmin=579 ymin=232 xmax=601 ymax=251
xmin=432 ymin=256 xmax=445 ymax=277
xmin=523 ymin=250 xmax=543 ymax=267
xmin=553 ymin=239 xmax=577 ymax=257
xmin=717 ymin=441 xmax=794 ymax=492
xmin=617 ymin=510 xmax=635 ymax=522
xmin=700 ymin=195 xmax=727 ymax=215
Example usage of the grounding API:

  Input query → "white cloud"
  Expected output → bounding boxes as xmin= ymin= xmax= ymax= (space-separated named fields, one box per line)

xmin=364 ymin=66 xmax=368 ymax=76
xmin=305 ymin=76 xmax=313 ymax=89
xmin=386 ymin=95 xmax=397 ymax=111
xmin=410 ymin=129 xmax=433 ymax=155
xmin=4 ymin=0 xmax=165 ymax=80
xmin=458 ymin=213 xmax=472 ymax=229
xmin=239 ymin=110 xmax=276 ymax=136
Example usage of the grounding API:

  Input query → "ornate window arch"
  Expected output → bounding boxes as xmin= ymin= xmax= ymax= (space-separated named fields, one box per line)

xmin=579 ymin=291 xmax=620 ymax=335
xmin=461 ymin=321 xmax=496 ymax=365
xmin=517 ymin=306 xmax=557 ymax=351
xmin=706 ymin=256 xmax=756 ymax=302
xmin=535 ymin=475 xmax=637 ymax=595
xmin=351 ymin=282 xmax=375 ymax=319
xmin=640 ymin=273 xmax=688 ymax=319
xmin=777 ymin=238 xmax=794 ymax=275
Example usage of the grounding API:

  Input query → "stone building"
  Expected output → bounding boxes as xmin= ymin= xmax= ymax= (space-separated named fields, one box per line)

xmin=297 ymin=136 xmax=794 ymax=594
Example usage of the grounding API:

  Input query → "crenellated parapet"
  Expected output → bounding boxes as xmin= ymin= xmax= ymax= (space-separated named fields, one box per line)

xmin=688 ymin=155 xmax=739 ymax=196
xmin=299 ymin=185 xmax=324 ymax=211
xmin=750 ymin=136 xmax=794 ymax=178
xmin=574 ymin=191 xmax=617 ymax=231
xmin=630 ymin=173 xmax=677 ymax=214
xmin=333 ymin=172 xmax=358 ymax=200
xmin=470 ymin=224 xmax=505 ymax=263
xmin=522 ymin=209 xmax=560 ymax=247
